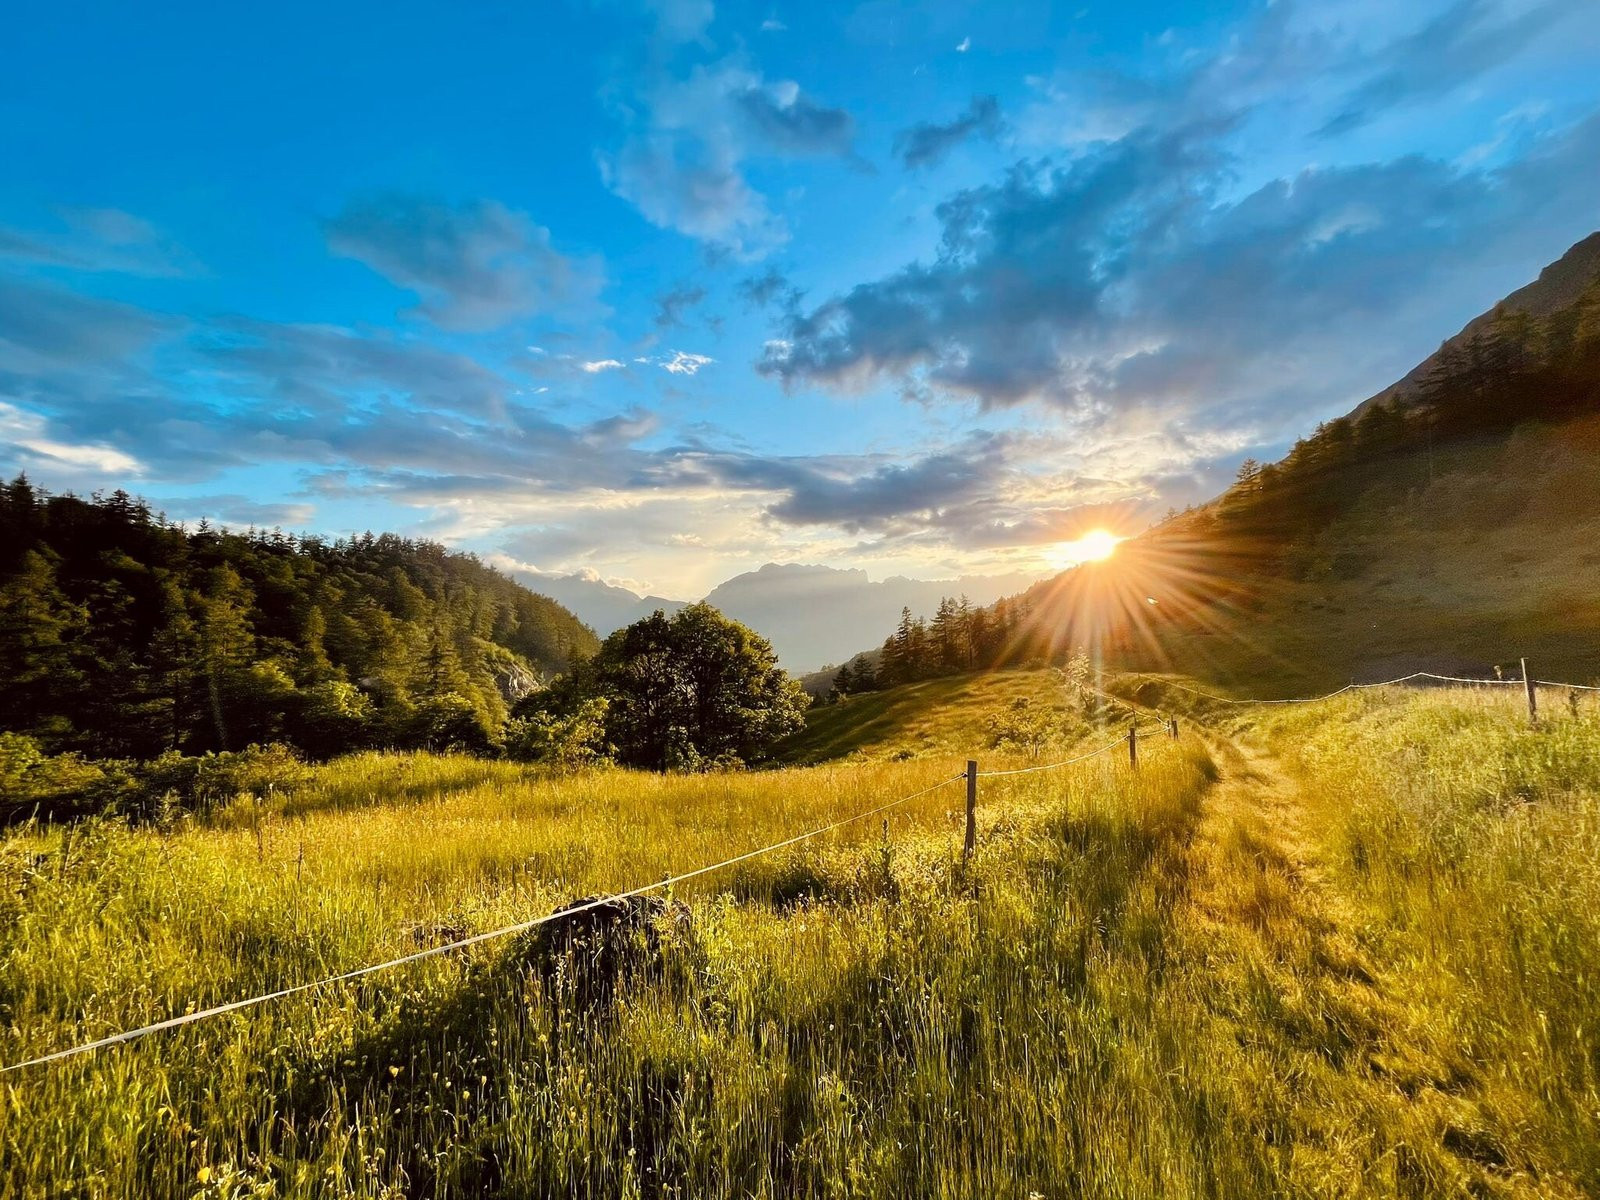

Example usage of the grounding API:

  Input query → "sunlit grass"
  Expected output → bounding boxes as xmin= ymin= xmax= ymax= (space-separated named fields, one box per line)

xmin=2 ymin=675 xmax=1597 ymax=1197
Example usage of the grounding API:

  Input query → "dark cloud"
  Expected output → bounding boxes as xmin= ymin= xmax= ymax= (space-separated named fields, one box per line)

xmin=763 ymin=121 xmax=1227 ymax=405
xmin=894 ymin=95 xmax=1003 ymax=169
xmin=738 ymin=266 xmax=798 ymax=310
xmin=198 ymin=318 xmax=513 ymax=419
xmin=654 ymin=283 xmax=707 ymax=328
xmin=0 ymin=275 xmax=178 ymax=368
xmin=1320 ymin=0 xmax=1584 ymax=137
xmin=324 ymin=195 xmax=602 ymax=331
xmin=763 ymin=107 xmax=1600 ymax=437
xmin=734 ymin=85 xmax=856 ymax=155
xmin=684 ymin=431 xmax=1014 ymax=532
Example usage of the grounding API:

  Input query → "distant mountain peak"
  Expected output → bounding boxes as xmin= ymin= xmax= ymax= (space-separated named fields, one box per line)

xmin=519 ymin=560 xmax=1046 ymax=673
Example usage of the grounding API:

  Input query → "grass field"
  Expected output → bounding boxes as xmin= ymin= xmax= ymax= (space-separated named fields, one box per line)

xmin=2 ymin=672 xmax=1597 ymax=1198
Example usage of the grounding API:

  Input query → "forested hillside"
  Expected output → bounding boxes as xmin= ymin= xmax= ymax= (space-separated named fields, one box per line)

xmin=829 ymin=232 xmax=1600 ymax=695
xmin=0 ymin=482 xmax=598 ymax=760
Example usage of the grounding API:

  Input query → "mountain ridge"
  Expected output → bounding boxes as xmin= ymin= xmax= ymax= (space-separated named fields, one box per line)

xmin=1358 ymin=230 xmax=1600 ymax=415
xmin=512 ymin=561 xmax=1045 ymax=673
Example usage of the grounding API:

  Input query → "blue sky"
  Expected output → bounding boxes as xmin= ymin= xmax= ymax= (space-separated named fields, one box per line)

xmin=2 ymin=0 xmax=1598 ymax=596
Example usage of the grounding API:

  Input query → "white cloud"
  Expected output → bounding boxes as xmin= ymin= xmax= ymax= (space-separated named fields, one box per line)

xmin=661 ymin=349 xmax=715 ymax=375
xmin=0 ymin=400 xmax=144 ymax=478
xmin=956 ymin=36 xmax=971 ymax=52
xmin=599 ymin=56 xmax=856 ymax=256
xmin=580 ymin=358 xmax=626 ymax=373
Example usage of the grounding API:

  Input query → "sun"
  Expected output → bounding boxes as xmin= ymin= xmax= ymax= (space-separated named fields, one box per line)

xmin=1058 ymin=528 xmax=1122 ymax=565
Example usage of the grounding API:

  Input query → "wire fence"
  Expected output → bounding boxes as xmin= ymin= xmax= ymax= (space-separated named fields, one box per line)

xmin=2 ymin=770 xmax=987 ymax=1074
xmin=1140 ymin=668 xmax=1600 ymax=706
xmin=973 ymin=723 xmax=1167 ymax=778
xmin=8 ymin=657 xmax=1590 ymax=1074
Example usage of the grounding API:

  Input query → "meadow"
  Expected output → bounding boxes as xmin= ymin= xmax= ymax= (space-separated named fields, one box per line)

xmin=1 ymin=671 xmax=1597 ymax=1198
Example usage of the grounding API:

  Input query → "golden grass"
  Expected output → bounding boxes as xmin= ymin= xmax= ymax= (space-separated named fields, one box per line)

xmin=1 ymin=676 xmax=1596 ymax=1198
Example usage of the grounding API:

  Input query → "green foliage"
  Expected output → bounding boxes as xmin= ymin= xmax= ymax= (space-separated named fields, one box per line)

xmin=0 ymin=483 xmax=600 ymax=767
xmin=985 ymin=696 xmax=1057 ymax=757
xmin=505 ymin=697 xmax=612 ymax=768
xmin=583 ymin=603 xmax=809 ymax=770
xmin=0 ymin=733 xmax=312 ymax=823
xmin=0 ymin=732 xmax=110 ymax=819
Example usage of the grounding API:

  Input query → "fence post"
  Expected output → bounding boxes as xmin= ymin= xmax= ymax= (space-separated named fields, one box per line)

xmin=1522 ymin=657 xmax=1538 ymax=725
xmin=963 ymin=761 xmax=977 ymax=864
xmin=1168 ymin=717 xmax=1178 ymax=740
xmin=1128 ymin=722 xmax=1138 ymax=768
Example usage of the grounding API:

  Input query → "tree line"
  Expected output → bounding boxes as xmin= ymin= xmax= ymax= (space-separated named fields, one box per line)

xmin=0 ymin=485 xmax=812 ymax=818
xmin=832 ymin=264 xmax=1600 ymax=685
xmin=0 ymin=480 xmax=597 ymax=763
xmin=826 ymin=595 xmax=1036 ymax=699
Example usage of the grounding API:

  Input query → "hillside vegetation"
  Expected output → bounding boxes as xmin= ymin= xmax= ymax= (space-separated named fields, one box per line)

xmin=776 ymin=666 xmax=1137 ymax=764
xmin=822 ymin=233 xmax=1600 ymax=694
xmin=0 ymin=482 xmax=598 ymax=763
xmin=3 ymin=672 xmax=1596 ymax=1197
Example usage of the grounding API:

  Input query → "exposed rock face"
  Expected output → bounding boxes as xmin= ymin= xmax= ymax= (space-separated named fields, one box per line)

xmin=494 ymin=659 xmax=542 ymax=706
xmin=519 ymin=894 xmax=693 ymax=1009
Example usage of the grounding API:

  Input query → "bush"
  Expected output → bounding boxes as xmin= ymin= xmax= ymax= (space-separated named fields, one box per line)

xmin=0 ymin=732 xmax=122 ymax=821
xmin=505 ymin=697 xmax=612 ymax=768
xmin=0 ymin=735 xmax=311 ymax=825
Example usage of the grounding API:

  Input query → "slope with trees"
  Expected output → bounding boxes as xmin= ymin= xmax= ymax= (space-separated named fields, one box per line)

xmin=827 ymin=231 xmax=1600 ymax=691
xmin=0 ymin=482 xmax=599 ymax=762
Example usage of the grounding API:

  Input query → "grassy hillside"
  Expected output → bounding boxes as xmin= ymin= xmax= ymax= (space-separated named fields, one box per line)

xmin=1123 ymin=416 xmax=1600 ymax=691
xmin=4 ymin=673 xmax=1598 ymax=1197
xmin=775 ymin=668 xmax=1130 ymax=763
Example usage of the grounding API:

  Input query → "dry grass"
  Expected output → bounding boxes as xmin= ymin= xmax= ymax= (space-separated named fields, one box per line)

xmin=1 ymin=674 xmax=1596 ymax=1198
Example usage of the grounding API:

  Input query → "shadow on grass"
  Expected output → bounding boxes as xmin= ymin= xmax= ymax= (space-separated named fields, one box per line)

xmin=772 ymin=676 xmax=985 ymax=763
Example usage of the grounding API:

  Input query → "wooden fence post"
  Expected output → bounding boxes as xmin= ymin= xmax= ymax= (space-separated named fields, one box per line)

xmin=1168 ymin=717 xmax=1179 ymax=739
xmin=1522 ymin=657 xmax=1538 ymax=725
xmin=963 ymin=761 xmax=978 ymax=864
xmin=1128 ymin=722 xmax=1138 ymax=768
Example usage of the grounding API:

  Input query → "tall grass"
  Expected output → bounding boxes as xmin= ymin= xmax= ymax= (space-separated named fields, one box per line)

xmin=1250 ymin=686 xmax=1600 ymax=1193
xmin=0 ymin=720 xmax=1216 ymax=1199
xmin=3 ymin=676 xmax=1597 ymax=1197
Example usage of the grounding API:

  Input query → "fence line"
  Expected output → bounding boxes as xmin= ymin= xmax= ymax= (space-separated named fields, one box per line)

xmin=974 ymin=723 xmax=1167 ymax=778
xmin=1539 ymin=679 xmax=1600 ymax=693
xmin=2 ymin=770 xmax=977 ymax=1075
xmin=17 ymin=651 xmax=1584 ymax=1074
xmin=1140 ymin=668 xmax=1600 ymax=707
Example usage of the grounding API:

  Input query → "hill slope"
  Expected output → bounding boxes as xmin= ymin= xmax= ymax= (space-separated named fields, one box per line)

xmin=1035 ymin=231 xmax=1600 ymax=688
xmin=833 ymin=232 xmax=1600 ymax=693
xmin=1359 ymin=231 xmax=1600 ymax=415
xmin=0 ymin=482 xmax=599 ymax=758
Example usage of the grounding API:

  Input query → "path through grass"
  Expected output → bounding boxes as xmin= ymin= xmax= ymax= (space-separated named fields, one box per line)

xmin=2 ymin=678 xmax=1597 ymax=1197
